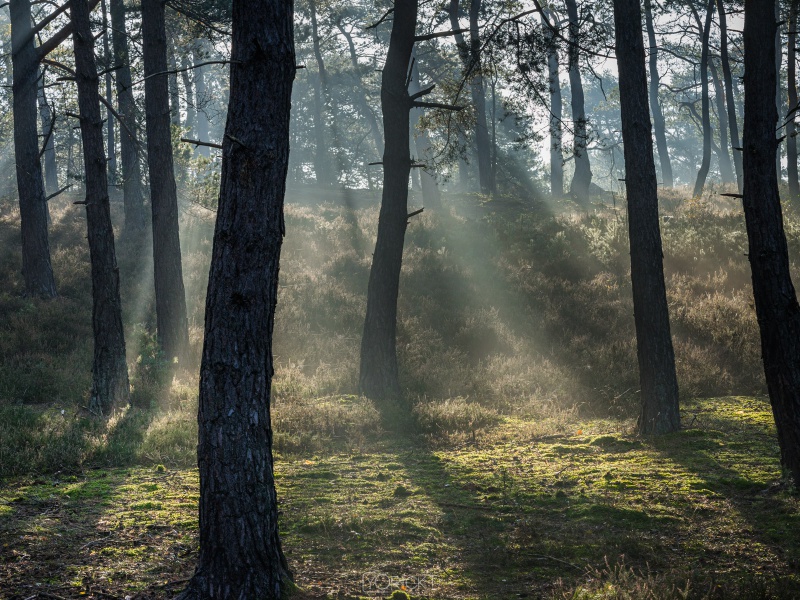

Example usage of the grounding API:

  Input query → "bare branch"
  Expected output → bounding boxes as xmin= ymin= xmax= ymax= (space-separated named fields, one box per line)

xmin=45 ymin=184 xmax=72 ymax=202
xmin=414 ymin=29 xmax=468 ymax=42
xmin=365 ymin=7 xmax=393 ymax=30
xmin=412 ymin=101 xmax=464 ymax=111
xmin=409 ymin=83 xmax=435 ymax=101
xmin=130 ymin=60 xmax=239 ymax=87
xmin=181 ymin=137 xmax=222 ymax=149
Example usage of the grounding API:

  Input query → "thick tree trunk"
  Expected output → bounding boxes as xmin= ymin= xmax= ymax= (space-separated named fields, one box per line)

xmin=614 ymin=0 xmax=680 ymax=435
xmin=789 ymin=4 xmax=799 ymax=200
xmin=141 ymin=0 xmax=189 ymax=363
xmin=100 ymin=0 xmax=116 ymax=185
xmin=742 ymin=0 xmax=800 ymax=487
xmin=359 ymin=0 xmax=417 ymax=400
xmin=710 ymin=60 xmax=735 ymax=185
xmin=176 ymin=0 xmax=296 ymax=595
xmin=565 ymin=0 xmax=592 ymax=200
xmin=643 ymin=0 xmax=672 ymax=188
xmin=542 ymin=8 xmax=563 ymax=198
xmin=717 ymin=0 xmax=743 ymax=192
xmin=469 ymin=0 xmax=493 ymax=194
xmin=109 ymin=0 xmax=146 ymax=232
xmin=37 ymin=77 xmax=58 ymax=195
xmin=10 ymin=0 xmax=57 ymax=298
xmin=70 ymin=0 xmax=129 ymax=415
xmin=692 ymin=0 xmax=714 ymax=198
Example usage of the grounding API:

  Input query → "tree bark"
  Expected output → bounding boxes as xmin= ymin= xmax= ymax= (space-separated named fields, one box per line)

xmin=10 ymin=0 xmax=57 ymax=298
xmin=142 ymin=0 xmax=189 ymax=363
xmin=408 ymin=48 xmax=441 ymax=208
xmin=193 ymin=44 xmax=210 ymax=157
xmin=468 ymin=0 xmax=493 ymax=194
xmin=109 ymin=0 xmax=146 ymax=232
xmin=309 ymin=0 xmax=331 ymax=186
xmin=359 ymin=0 xmax=417 ymax=400
xmin=100 ymin=0 xmax=116 ymax=185
xmin=717 ymin=0 xmax=743 ymax=192
xmin=167 ymin=29 xmax=180 ymax=128
xmin=710 ymin=59 xmax=735 ymax=185
xmin=692 ymin=0 xmax=714 ymax=198
xmin=614 ymin=0 xmax=680 ymax=435
xmin=565 ymin=0 xmax=592 ymax=200
xmin=542 ymin=8 xmax=563 ymax=198
xmin=643 ymin=0 xmax=672 ymax=188
xmin=742 ymin=0 xmax=800 ymax=487
xmin=37 ymin=75 xmax=58 ymax=195
xmin=69 ymin=0 xmax=130 ymax=415
xmin=175 ymin=0 xmax=296 ymax=595
xmin=788 ymin=2 xmax=799 ymax=200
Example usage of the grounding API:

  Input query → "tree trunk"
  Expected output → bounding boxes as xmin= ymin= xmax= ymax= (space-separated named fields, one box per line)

xmin=181 ymin=52 xmax=196 ymax=139
xmin=613 ymin=0 xmax=680 ymax=435
xmin=70 ymin=0 xmax=130 ymax=415
xmin=408 ymin=48 xmax=441 ymax=208
xmin=542 ymin=8 xmax=563 ymax=198
xmin=359 ymin=0 xmax=417 ymax=400
xmin=37 ymin=76 xmax=58 ymax=195
xmin=109 ymin=0 xmax=146 ymax=232
xmin=100 ymin=0 xmax=116 ymax=185
xmin=692 ymin=0 xmax=714 ymax=198
xmin=643 ymin=0 xmax=672 ymax=188
xmin=469 ymin=0 xmax=493 ymax=194
xmin=710 ymin=59 xmax=735 ymax=185
xmin=176 ymin=0 xmax=296 ymax=595
xmin=141 ymin=0 xmax=189 ymax=363
xmin=788 ymin=3 xmax=799 ymax=200
xmin=448 ymin=0 xmax=476 ymax=192
xmin=309 ymin=0 xmax=331 ymax=186
xmin=10 ymin=0 xmax=57 ymax=298
xmin=717 ymin=0 xmax=743 ymax=192
xmin=167 ymin=30 xmax=180 ymax=128
xmin=565 ymin=0 xmax=592 ymax=200
xmin=193 ymin=45 xmax=210 ymax=156
xmin=742 ymin=0 xmax=800 ymax=487
xmin=777 ymin=1 xmax=784 ymax=182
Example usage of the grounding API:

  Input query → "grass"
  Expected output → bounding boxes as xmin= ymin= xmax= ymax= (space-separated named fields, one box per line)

xmin=0 ymin=186 xmax=799 ymax=598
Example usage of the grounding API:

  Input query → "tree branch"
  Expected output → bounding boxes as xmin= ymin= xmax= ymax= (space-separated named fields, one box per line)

xmin=414 ymin=29 xmax=468 ymax=42
xmin=409 ymin=83 xmax=435 ymax=101
xmin=181 ymin=137 xmax=222 ymax=149
xmin=412 ymin=101 xmax=464 ymax=111
xmin=45 ymin=184 xmax=72 ymax=202
xmin=131 ymin=60 xmax=239 ymax=86
xmin=365 ymin=8 xmax=393 ymax=30
xmin=36 ymin=0 xmax=102 ymax=61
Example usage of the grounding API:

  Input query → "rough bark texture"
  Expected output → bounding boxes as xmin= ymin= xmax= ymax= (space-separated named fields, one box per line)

xmin=643 ymin=0 xmax=672 ymax=188
xmin=717 ymin=0 xmax=743 ymax=192
xmin=742 ymin=0 xmax=800 ymax=487
xmin=614 ymin=0 xmax=680 ymax=435
xmin=70 ymin=0 xmax=130 ymax=415
xmin=359 ymin=0 xmax=417 ymax=400
xmin=11 ymin=0 xmax=57 ymax=298
xmin=37 ymin=76 xmax=58 ymax=195
xmin=692 ymin=0 xmax=714 ymax=198
xmin=543 ymin=9 xmax=563 ymax=198
xmin=142 ymin=0 xmax=189 ymax=363
xmin=788 ymin=2 xmax=799 ymax=200
xmin=176 ymin=0 xmax=296 ymax=595
xmin=109 ymin=0 xmax=146 ymax=231
xmin=565 ymin=0 xmax=592 ymax=200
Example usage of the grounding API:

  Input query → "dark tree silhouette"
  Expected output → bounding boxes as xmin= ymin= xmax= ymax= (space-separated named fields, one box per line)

xmin=643 ymin=0 xmax=672 ymax=188
xmin=613 ymin=0 xmax=680 ymax=434
xmin=565 ymin=0 xmax=592 ymax=199
xmin=742 ymin=0 xmax=800 ymax=486
xmin=69 ymin=0 xmax=129 ymax=415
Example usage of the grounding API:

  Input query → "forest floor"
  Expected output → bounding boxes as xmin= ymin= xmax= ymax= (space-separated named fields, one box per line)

xmin=1 ymin=396 xmax=799 ymax=599
xmin=1 ymin=188 xmax=800 ymax=598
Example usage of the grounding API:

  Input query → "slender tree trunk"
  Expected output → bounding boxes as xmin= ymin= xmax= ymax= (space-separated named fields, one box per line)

xmin=193 ymin=45 xmax=210 ymax=156
xmin=565 ymin=0 xmax=592 ymax=200
xmin=789 ymin=3 xmax=799 ymax=200
xmin=37 ymin=76 xmax=58 ymax=195
xmin=543 ymin=8 xmax=563 ymax=198
xmin=309 ymin=0 xmax=330 ymax=186
xmin=100 ymin=0 xmax=116 ymax=185
xmin=643 ymin=0 xmax=673 ymax=188
xmin=359 ymin=0 xmax=417 ymax=400
xmin=717 ymin=0 xmax=743 ymax=192
xmin=710 ymin=59 xmax=735 ymax=184
xmin=167 ymin=31 xmax=180 ymax=128
xmin=337 ymin=24 xmax=383 ymax=159
xmin=142 ymin=0 xmax=189 ymax=363
xmin=692 ymin=0 xmax=714 ymax=198
xmin=469 ymin=0 xmax=493 ymax=194
xmin=777 ymin=1 xmax=784 ymax=182
xmin=176 ymin=0 xmax=296 ymax=595
xmin=613 ymin=0 xmax=680 ymax=435
xmin=742 ymin=0 xmax=800 ymax=487
xmin=109 ymin=0 xmax=145 ymax=232
xmin=180 ymin=52 xmax=196 ymax=139
xmin=408 ymin=48 xmax=441 ymax=208
xmin=10 ymin=0 xmax=57 ymax=298
xmin=70 ymin=0 xmax=129 ymax=415
xmin=449 ymin=0 xmax=476 ymax=192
